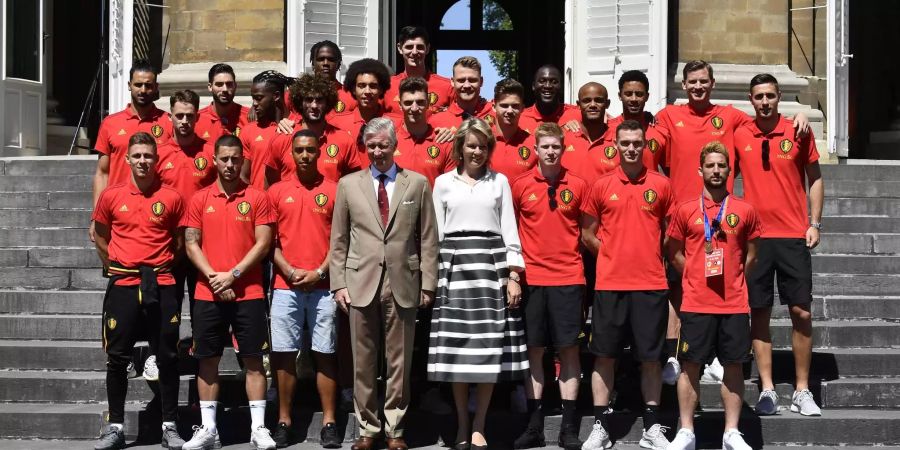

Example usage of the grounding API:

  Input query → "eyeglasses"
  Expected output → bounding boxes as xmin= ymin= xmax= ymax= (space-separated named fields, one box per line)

xmin=761 ymin=139 xmax=770 ymax=164
xmin=548 ymin=185 xmax=558 ymax=209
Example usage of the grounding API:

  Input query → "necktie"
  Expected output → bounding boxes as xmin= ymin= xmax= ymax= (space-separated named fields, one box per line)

xmin=377 ymin=174 xmax=389 ymax=227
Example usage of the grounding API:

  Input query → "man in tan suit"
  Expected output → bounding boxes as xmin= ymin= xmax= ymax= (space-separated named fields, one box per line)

xmin=330 ymin=117 xmax=439 ymax=450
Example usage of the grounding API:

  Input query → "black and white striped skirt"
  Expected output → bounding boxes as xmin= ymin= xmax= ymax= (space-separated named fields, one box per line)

xmin=426 ymin=232 xmax=529 ymax=383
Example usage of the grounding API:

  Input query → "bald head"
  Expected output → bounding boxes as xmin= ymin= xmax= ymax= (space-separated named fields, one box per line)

xmin=533 ymin=65 xmax=563 ymax=105
xmin=576 ymin=82 xmax=610 ymax=124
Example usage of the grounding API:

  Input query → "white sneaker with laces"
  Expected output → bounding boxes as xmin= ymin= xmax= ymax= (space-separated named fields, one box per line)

xmin=639 ymin=424 xmax=670 ymax=450
xmin=182 ymin=425 xmax=221 ymax=450
xmin=666 ymin=428 xmax=695 ymax=450
xmin=791 ymin=389 xmax=823 ymax=416
xmin=662 ymin=357 xmax=681 ymax=385
xmin=250 ymin=426 xmax=277 ymax=450
xmin=701 ymin=358 xmax=724 ymax=383
xmin=581 ymin=420 xmax=613 ymax=450
xmin=142 ymin=355 xmax=159 ymax=381
xmin=722 ymin=429 xmax=752 ymax=450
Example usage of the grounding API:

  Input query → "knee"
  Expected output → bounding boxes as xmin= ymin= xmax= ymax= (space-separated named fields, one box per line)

xmin=790 ymin=305 xmax=813 ymax=323
xmin=106 ymin=354 xmax=131 ymax=372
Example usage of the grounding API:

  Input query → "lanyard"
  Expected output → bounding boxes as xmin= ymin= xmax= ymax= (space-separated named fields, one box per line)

xmin=700 ymin=194 xmax=729 ymax=252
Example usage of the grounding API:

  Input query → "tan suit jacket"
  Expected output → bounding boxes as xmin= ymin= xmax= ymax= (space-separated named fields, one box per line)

xmin=330 ymin=167 xmax=439 ymax=307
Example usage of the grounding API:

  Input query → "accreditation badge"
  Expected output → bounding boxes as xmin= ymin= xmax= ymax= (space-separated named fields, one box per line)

xmin=705 ymin=248 xmax=724 ymax=278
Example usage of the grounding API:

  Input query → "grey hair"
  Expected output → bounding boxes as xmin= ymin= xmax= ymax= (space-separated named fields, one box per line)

xmin=362 ymin=117 xmax=398 ymax=148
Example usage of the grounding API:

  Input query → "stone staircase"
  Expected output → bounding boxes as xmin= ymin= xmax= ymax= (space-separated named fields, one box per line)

xmin=0 ymin=156 xmax=898 ymax=448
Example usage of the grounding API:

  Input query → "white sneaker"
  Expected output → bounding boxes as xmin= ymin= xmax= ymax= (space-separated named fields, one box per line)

xmin=142 ymin=355 xmax=159 ymax=381
xmin=640 ymin=424 xmax=670 ymax=450
xmin=701 ymin=358 xmax=724 ymax=383
xmin=581 ymin=420 xmax=613 ymax=450
xmin=791 ymin=389 xmax=823 ymax=416
xmin=250 ymin=426 xmax=277 ymax=450
xmin=722 ymin=429 xmax=752 ymax=450
xmin=662 ymin=357 xmax=681 ymax=385
xmin=666 ymin=428 xmax=695 ymax=450
xmin=182 ymin=425 xmax=222 ymax=450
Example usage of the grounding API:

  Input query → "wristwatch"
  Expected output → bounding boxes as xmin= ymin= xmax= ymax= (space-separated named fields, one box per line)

xmin=231 ymin=268 xmax=242 ymax=279
xmin=810 ymin=222 xmax=823 ymax=230
xmin=316 ymin=268 xmax=327 ymax=280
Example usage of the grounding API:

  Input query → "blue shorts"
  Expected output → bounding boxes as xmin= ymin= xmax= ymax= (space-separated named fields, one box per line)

xmin=270 ymin=289 xmax=337 ymax=354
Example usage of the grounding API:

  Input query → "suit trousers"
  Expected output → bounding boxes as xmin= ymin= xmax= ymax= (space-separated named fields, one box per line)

xmin=349 ymin=268 xmax=417 ymax=438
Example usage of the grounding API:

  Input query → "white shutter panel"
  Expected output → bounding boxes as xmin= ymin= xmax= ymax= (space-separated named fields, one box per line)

xmin=827 ymin=0 xmax=851 ymax=156
xmin=287 ymin=0 xmax=379 ymax=78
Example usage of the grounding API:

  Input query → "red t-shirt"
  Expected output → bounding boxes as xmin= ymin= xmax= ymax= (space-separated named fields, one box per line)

xmin=607 ymin=114 xmax=668 ymax=172
xmin=239 ymin=120 xmax=278 ymax=190
xmin=383 ymin=71 xmax=454 ymax=116
xmin=95 ymin=105 xmax=173 ymax=186
xmin=183 ymin=183 xmax=275 ymax=301
xmin=393 ymin=124 xmax=455 ymax=187
xmin=268 ymin=176 xmax=336 ymax=290
xmin=92 ymin=181 xmax=184 ymax=286
xmin=666 ymin=195 xmax=762 ymax=314
xmin=267 ymin=124 xmax=362 ymax=183
xmin=655 ymin=104 xmax=752 ymax=203
xmin=491 ymin=127 xmax=537 ymax=181
xmin=561 ymin=127 xmax=618 ymax=186
xmin=734 ymin=116 xmax=819 ymax=239
xmin=157 ymin=137 xmax=217 ymax=200
xmin=430 ymin=99 xmax=495 ymax=130
xmin=511 ymin=167 xmax=587 ymax=286
xmin=194 ymin=102 xmax=250 ymax=143
xmin=518 ymin=103 xmax=581 ymax=134
xmin=583 ymin=167 xmax=674 ymax=291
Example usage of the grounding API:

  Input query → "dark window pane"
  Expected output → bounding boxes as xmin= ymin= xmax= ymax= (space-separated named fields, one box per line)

xmin=6 ymin=0 xmax=40 ymax=81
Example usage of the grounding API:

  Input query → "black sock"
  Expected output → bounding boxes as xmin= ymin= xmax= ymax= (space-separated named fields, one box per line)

xmin=594 ymin=405 xmax=610 ymax=429
xmin=666 ymin=339 xmax=678 ymax=358
xmin=527 ymin=399 xmax=543 ymax=428
xmin=561 ymin=400 xmax=577 ymax=428
xmin=643 ymin=404 xmax=660 ymax=429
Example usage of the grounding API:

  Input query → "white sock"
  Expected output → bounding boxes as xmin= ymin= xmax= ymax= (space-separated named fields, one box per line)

xmin=162 ymin=421 xmax=176 ymax=430
xmin=725 ymin=428 xmax=740 ymax=434
xmin=199 ymin=401 xmax=218 ymax=434
xmin=249 ymin=400 xmax=266 ymax=430
xmin=109 ymin=423 xmax=124 ymax=431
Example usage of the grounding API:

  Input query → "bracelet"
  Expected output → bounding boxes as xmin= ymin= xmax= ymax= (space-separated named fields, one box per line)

xmin=508 ymin=277 xmax=520 ymax=284
xmin=288 ymin=268 xmax=296 ymax=280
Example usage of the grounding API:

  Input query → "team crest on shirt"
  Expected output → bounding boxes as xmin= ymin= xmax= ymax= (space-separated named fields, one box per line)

xmin=780 ymin=139 xmax=793 ymax=153
xmin=518 ymin=146 xmax=531 ymax=161
xmin=151 ymin=201 xmax=166 ymax=217
xmin=560 ymin=189 xmax=574 ymax=205
xmin=726 ymin=213 xmax=740 ymax=228
xmin=326 ymin=144 xmax=339 ymax=158
xmin=711 ymin=116 xmax=724 ymax=130
xmin=194 ymin=156 xmax=208 ymax=171
xmin=315 ymin=193 xmax=328 ymax=207
xmin=428 ymin=92 xmax=439 ymax=105
xmin=484 ymin=115 xmax=495 ymax=125
xmin=151 ymin=125 xmax=164 ymax=138
xmin=604 ymin=146 xmax=617 ymax=159
xmin=107 ymin=317 xmax=117 ymax=330
xmin=335 ymin=100 xmax=346 ymax=113
xmin=237 ymin=201 xmax=251 ymax=216
xmin=648 ymin=139 xmax=659 ymax=153
xmin=427 ymin=145 xmax=440 ymax=159
xmin=644 ymin=189 xmax=657 ymax=205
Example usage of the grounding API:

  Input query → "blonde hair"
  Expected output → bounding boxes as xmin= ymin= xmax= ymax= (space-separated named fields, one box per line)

xmin=451 ymin=118 xmax=496 ymax=166
xmin=699 ymin=141 xmax=730 ymax=165
xmin=453 ymin=56 xmax=482 ymax=75
xmin=534 ymin=122 xmax=564 ymax=145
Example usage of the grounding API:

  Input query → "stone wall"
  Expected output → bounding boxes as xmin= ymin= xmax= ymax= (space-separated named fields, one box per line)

xmin=163 ymin=0 xmax=284 ymax=64
xmin=678 ymin=0 xmax=789 ymax=65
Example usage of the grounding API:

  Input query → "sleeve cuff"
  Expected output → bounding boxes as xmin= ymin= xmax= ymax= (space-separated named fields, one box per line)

xmin=506 ymin=251 xmax=525 ymax=271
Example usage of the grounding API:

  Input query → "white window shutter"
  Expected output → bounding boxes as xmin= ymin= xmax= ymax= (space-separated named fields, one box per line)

xmin=287 ymin=0 xmax=380 ymax=78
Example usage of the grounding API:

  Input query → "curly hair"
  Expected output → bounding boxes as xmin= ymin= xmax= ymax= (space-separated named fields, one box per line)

xmin=289 ymin=73 xmax=338 ymax=115
xmin=342 ymin=58 xmax=391 ymax=100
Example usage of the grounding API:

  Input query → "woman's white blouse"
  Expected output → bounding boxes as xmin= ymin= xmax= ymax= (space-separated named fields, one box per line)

xmin=432 ymin=170 xmax=525 ymax=270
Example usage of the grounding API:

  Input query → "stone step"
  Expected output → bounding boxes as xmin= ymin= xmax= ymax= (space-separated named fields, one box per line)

xmin=824 ymin=197 xmax=900 ymax=217
xmin=0 ymin=156 xmax=96 ymax=176
xmin=0 ymin=248 xmax=99 ymax=268
xmin=823 ymin=180 xmax=900 ymax=198
xmin=822 ymin=216 xmax=900 ymax=234
xmin=0 ymin=175 xmax=92 ymax=193
xmin=820 ymin=163 xmax=900 ymax=181
xmin=814 ymin=233 xmax=900 ymax=255
xmin=770 ymin=296 xmax=900 ymax=321
xmin=770 ymin=319 xmax=900 ymax=348
xmin=812 ymin=255 xmax=900 ymax=274
xmin=0 ymin=314 xmax=193 ymax=341
xmin=0 ymin=210 xmax=90 ymax=228
xmin=0 ymin=228 xmax=91 ymax=248
xmin=753 ymin=348 xmax=900 ymax=379
xmin=812 ymin=274 xmax=900 ymax=296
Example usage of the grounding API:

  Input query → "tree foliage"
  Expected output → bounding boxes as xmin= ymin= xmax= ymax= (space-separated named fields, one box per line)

xmin=483 ymin=0 xmax=517 ymax=80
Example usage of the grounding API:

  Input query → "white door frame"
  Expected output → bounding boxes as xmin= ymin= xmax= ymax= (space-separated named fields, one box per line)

xmin=827 ymin=0 xmax=851 ymax=157
xmin=1 ymin=0 xmax=47 ymax=155
xmin=108 ymin=0 xmax=134 ymax=113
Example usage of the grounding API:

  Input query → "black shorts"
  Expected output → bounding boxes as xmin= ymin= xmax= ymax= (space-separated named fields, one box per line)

xmin=103 ymin=283 xmax=181 ymax=366
xmin=523 ymin=284 xmax=584 ymax=348
xmin=678 ymin=312 xmax=750 ymax=365
xmin=192 ymin=299 xmax=270 ymax=358
xmin=589 ymin=290 xmax=668 ymax=361
xmin=748 ymin=238 xmax=813 ymax=308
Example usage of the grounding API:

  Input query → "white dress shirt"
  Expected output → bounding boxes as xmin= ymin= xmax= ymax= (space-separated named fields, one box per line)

xmin=370 ymin=163 xmax=398 ymax=205
xmin=432 ymin=169 xmax=525 ymax=270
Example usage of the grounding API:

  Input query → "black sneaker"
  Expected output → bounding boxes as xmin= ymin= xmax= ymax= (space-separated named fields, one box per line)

xmin=513 ymin=426 xmax=546 ymax=449
xmin=320 ymin=422 xmax=342 ymax=449
xmin=557 ymin=424 xmax=582 ymax=450
xmin=94 ymin=425 xmax=125 ymax=450
xmin=272 ymin=422 xmax=293 ymax=448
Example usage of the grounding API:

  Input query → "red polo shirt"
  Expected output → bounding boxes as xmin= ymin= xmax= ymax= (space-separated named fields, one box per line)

xmin=518 ymin=103 xmax=581 ymax=134
xmin=92 ymin=180 xmax=184 ymax=286
xmin=157 ymin=137 xmax=217 ymax=200
xmin=239 ymin=120 xmax=278 ymax=190
xmin=735 ymin=116 xmax=819 ymax=239
xmin=95 ymin=104 xmax=172 ymax=186
xmin=383 ymin=71 xmax=455 ymax=116
xmin=666 ymin=194 xmax=762 ymax=314
xmin=561 ymin=127 xmax=618 ymax=186
xmin=267 ymin=124 xmax=362 ymax=182
xmin=430 ymin=99 xmax=495 ymax=130
xmin=268 ymin=176 xmax=337 ymax=290
xmin=393 ymin=124 xmax=455 ymax=187
xmin=511 ymin=167 xmax=588 ymax=286
xmin=607 ymin=114 xmax=668 ymax=172
xmin=655 ymin=104 xmax=751 ymax=203
xmin=194 ymin=102 xmax=250 ymax=143
xmin=183 ymin=183 xmax=275 ymax=301
xmin=583 ymin=167 xmax=674 ymax=291
xmin=491 ymin=127 xmax=537 ymax=180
